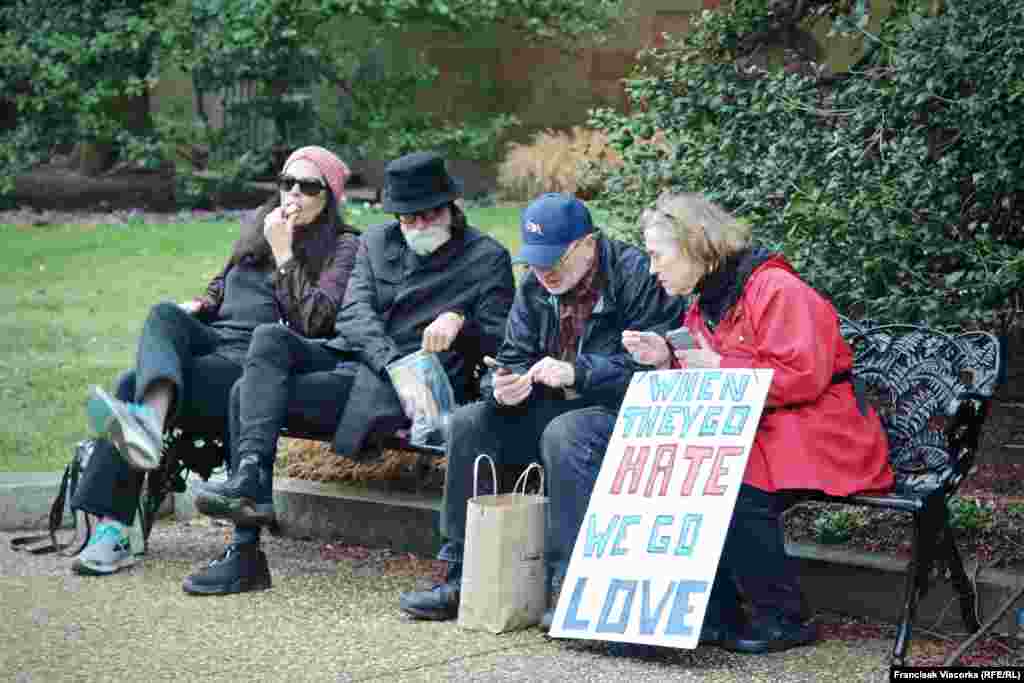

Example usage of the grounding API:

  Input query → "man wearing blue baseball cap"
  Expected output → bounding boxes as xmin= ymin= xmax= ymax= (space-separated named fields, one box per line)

xmin=399 ymin=192 xmax=687 ymax=628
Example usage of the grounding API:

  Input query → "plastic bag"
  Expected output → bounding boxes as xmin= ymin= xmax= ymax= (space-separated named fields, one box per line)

xmin=385 ymin=349 xmax=456 ymax=446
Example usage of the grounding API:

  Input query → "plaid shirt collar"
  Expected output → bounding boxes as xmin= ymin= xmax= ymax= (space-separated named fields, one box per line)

xmin=556 ymin=250 xmax=604 ymax=364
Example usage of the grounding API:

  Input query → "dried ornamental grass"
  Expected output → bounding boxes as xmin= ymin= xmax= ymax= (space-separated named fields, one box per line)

xmin=498 ymin=127 xmax=622 ymax=200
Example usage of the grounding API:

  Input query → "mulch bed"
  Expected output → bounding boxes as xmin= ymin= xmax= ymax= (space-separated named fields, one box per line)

xmin=276 ymin=438 xmax=445 ymax=485
xmin=784 ymin=463 xmax=1024 ymax=571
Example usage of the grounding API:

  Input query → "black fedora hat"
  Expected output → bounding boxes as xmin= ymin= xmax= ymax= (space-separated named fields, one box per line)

xmin=381 ymin=151 xmax=463 ymax=214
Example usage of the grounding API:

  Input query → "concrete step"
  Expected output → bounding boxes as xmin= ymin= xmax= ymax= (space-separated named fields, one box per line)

xmin=0 ymin=473 xmax=69 ymax=531
xmin=0 ymin=471 xmax=175 ymax=531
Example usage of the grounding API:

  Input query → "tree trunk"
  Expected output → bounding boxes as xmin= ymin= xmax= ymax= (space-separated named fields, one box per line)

xmin=71 ymin=142 xmax=115 ymax=177
xmin=72 ymin=90 xmax=152 ymax=176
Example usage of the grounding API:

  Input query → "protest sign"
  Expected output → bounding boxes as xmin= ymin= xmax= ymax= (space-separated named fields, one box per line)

xmin=548 ymin=368 xmax=772 ymax=648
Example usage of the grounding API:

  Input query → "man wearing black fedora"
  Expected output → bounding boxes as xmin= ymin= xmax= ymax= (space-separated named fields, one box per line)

xmin=185 ymin=151 xmax=515 ymax=595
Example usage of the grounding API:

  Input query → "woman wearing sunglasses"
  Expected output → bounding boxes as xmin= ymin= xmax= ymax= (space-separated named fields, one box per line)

xmin=71 ymin=146 xmax=360 ymax=578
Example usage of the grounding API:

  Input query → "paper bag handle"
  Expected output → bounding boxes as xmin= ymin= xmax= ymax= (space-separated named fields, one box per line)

xmin=513 ymin=463 xmax=545 ymax=496
xmin=472 ymin=453 xmax=498 ymax=498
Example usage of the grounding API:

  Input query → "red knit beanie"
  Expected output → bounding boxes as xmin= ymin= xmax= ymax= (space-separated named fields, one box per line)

xmin=283 ymin=146 xmax=351 ymax=203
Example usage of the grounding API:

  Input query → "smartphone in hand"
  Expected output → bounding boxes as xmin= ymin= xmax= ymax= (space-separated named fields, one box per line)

xmin=664 ymin=326 xmax=698 ymax=350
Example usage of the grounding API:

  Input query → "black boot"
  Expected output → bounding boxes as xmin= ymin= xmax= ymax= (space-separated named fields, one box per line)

xmin=399 ymin=562 xmax=460 ymax=620
xmin=192 ymin=455 xmax=275 ymax=526
xmin=698 ymin=618 xmax=732 ymax=646
xmin=182 ymin=543 xmax=272 ymax=595
xmin=721 ymin=612 xmax=817 ymax=654
xmin=540 ymin=565 xmax=565 ymax=631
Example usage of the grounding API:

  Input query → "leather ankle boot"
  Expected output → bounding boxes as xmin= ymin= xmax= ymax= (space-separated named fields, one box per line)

xmin=721 ymin=613 xmax=818 ymax=654
xmin=398 ymin=562 xmax=461 ymax=621
xmin=182 ymin=543 xmax=272 ymax=595
xmin=192 ymin=455 xmax=275 ymax=526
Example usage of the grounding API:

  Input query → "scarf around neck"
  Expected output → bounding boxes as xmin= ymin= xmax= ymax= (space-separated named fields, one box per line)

xmin=696 ymin=246 xmax=773 ymax=330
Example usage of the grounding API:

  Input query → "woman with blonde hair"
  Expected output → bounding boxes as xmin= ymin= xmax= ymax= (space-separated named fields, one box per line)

xmin=622 ymin=192 xmax=893 ymax=653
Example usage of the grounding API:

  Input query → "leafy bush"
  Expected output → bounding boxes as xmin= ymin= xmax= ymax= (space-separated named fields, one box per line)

xmin=380 ymin=114 xmax=521 ymax=165
xmin=948 ymin=496 xmax=995 ymax=533
xmin=498 ymin=127 xmax=622 ymax=200
xmin=813 ymin=507 xmax=866 ymax=544
xmin=0 ymin=0 xmax=168 ymax=187
xmin=589 ymin=0 xmax=1024 ymax=331
xmin=0 ymin=0 xmax=624 ymax=201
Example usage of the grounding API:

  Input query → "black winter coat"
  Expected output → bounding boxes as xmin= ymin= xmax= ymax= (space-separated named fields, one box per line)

xmin=326 ymin=213 xmax=515 ymax=455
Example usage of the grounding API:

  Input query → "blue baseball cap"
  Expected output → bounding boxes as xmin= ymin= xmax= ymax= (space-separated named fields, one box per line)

xmin=515 ymin=193 xmax=594 ymax=268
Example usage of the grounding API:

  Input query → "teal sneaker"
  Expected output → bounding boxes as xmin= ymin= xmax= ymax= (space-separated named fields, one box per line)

xmin=87 ymin=386 xmax=163 ymax=471
xmin=71 ymin=522 xmax=138 ymax=576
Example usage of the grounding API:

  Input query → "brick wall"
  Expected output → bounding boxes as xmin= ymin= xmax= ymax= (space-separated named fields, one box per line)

xmin=980 ymin=331 xmax=1024 ymax=466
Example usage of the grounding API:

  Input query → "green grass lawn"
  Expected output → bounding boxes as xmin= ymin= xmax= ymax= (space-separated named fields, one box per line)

xmin=0 ymin=204 xmax=524 ymax=472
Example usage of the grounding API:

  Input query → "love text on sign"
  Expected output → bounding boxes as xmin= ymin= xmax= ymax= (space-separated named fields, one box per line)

xmin=549 ymin=368 xmax=772 ymax=648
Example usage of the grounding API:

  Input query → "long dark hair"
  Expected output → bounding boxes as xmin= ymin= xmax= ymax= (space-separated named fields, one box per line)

xmin=229 ymin=188 xmax=360 ymax=280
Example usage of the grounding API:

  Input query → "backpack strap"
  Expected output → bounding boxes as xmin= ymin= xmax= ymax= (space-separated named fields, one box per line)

xmin=9 ymin=463 xmax=72 ymax=554
xmin=10 ymin=443 xmax=94 ymax=556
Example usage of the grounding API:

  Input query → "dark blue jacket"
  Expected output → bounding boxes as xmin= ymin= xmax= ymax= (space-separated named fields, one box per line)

xmin=490 ymin=235 xmax=687 ymax=412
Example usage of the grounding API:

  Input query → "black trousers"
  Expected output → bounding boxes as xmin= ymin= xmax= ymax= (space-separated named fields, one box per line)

xmin=71 ymin=302 xmax=251 ymax=525
xmin=229 ymin=324 xmax=354 ymax=498
xmin=710 ymin=484 xmax=805 ymax=625
xmin=228 ymin=324 xmax=355 ymax=543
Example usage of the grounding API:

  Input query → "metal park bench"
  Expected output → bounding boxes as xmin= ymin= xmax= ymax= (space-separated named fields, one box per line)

xmin=803 ymin=317 xmax=1002 ymax=665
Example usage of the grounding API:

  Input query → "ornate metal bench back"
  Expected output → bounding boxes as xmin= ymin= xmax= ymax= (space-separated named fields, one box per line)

xmin=838 ymin=317 xmax=1001 ymax=497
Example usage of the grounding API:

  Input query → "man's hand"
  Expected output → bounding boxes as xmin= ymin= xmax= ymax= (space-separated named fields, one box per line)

xmin=422 ymin=311 xmax=465 ymax=353
xmin=485 ymin=356 xmax=533 ymax=406
xmin=526 ymin=356 xmax=575 ymax=389
xmin=264 ymin=204 xmax=299 ymax=266
xmin=673 ymin=329 xmax=722 ymax=368
xmin=621 ymin=330 xmax=672 ymax=369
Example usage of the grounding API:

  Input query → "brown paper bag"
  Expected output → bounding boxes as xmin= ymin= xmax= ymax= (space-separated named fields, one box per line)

xmin=457 ymin=455 xmax=548 ymax=634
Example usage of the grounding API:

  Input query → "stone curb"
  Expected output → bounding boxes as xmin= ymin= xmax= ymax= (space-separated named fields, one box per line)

xmin=0 ymin=472 xmax=175 ymax=531
xmin=0 ymin=473 xmax=67 ymax=531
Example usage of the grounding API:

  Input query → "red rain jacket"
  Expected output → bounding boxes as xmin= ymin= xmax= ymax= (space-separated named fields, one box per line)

xmin=683 ymin=256 xmax=894 ymax=496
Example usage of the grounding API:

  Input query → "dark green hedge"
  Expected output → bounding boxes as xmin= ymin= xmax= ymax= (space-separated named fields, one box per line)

xmin=591 ymin=0 xmax=1024 ymax=331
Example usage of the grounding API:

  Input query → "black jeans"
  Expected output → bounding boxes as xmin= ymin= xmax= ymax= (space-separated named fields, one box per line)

xmin=711 ymin=484 xmax=804 ymax=625
xmin=229 ymin=323 xmax=354 ymax=541
xmin=71 ymin=302 xmax=251 ymax=525
xmin=232 ymin=323 xmax=353 ymax=471
xmin=437 ymin=398 xmax=618 ymax=581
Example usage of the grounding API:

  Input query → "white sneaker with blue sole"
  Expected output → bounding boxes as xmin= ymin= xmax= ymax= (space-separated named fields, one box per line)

xmin=71 ymin=522 xmax=138 ymax=576
xmin=87 ymin=385 xmax=163 ymax=471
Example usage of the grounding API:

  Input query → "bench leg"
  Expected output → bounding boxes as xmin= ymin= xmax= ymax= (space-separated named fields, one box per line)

xmin=140 ymin=463 xmax=173 ymax=548
xmin=893 ymin=512 xmax=930 ymax=665
xmin=939 ymin=514 xmax=981 ymax=633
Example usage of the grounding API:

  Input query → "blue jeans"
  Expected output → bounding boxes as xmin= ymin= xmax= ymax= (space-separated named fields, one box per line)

xmin=438 ymin=399 xmax=617 ymax=584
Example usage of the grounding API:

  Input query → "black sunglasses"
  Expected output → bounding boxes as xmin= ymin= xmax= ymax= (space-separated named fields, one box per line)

xmin=278 ymin=174 xmax=326 ymax=197
xmin=397 ymin=206 xmax=445 ymax=226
